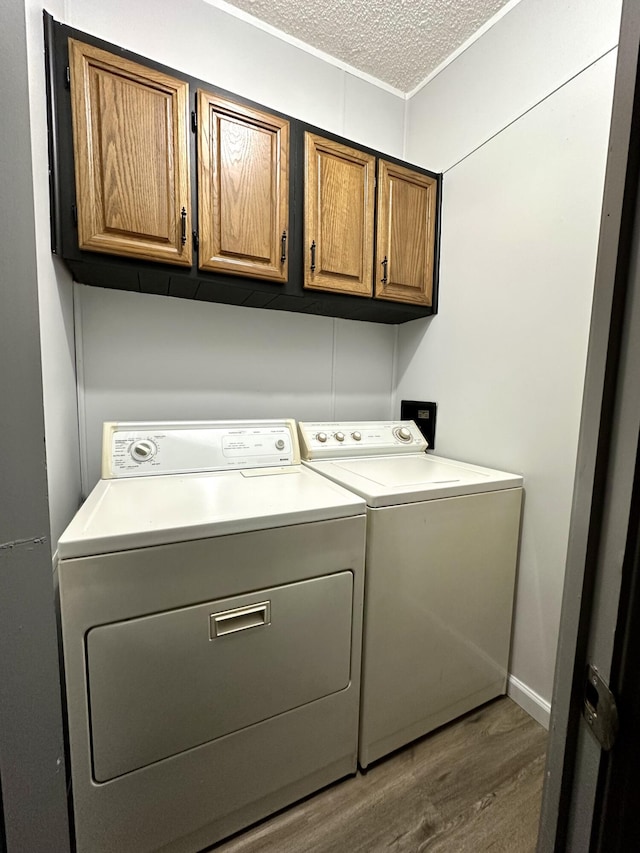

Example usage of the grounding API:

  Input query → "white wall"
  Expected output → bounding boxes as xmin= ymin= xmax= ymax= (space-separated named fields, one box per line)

xmin=406 ymin=0 xmax=621 ymax=173
xmin=76 ymin=287 xmax=396 ymax=489
xmin=62 ymin=0 xmax=407 ymax=151
xmin=397 ymin=0 xmax=622 ymax=720
xmin=30 ymin=0 xmax=406 ymax=502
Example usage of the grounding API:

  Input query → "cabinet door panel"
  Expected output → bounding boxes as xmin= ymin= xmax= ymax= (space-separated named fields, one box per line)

xmin=69 ymin=39 xmax=191 ymax=266
xmin=305 ymin=134 xmax=375 ymax=297
xmin=199 ymin=92 xmax=289 ymax=282
xmin=375 ymin=160 xmax=437 ymax=306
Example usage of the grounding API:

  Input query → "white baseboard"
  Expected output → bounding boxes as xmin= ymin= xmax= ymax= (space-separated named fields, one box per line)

xmin=507 ymin=675 xmax=551 ymax=729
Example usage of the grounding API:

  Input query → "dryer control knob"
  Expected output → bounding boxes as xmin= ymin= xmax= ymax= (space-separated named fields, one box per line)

xmin=130 ymin=439 xmax=157 ymax=462
xmin=352 ymin=431 xmax=362 ymax=441
xmin=317 ymin=432 xmax=327 ymax=443
xmin=396 ymin=427 xmax=412 ymax=442
xmin=275 ymin=439 xmax=285 ymax=450
xmin=335 ymin=432 xmax=345 ymax=442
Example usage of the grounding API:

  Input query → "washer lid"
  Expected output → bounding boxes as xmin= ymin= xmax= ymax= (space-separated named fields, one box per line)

xmin=304 ymin=453 xmax=523 ymax=507
xmin=57 ymin=466 xmax=365 ymax=560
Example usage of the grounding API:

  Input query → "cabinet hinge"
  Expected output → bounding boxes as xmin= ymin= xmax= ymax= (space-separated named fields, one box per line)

xmin=583 ymin=664 xmax=619 ymax=751
xmin=192 ymin=231 xmax=199 ymax=251
xmin=71 ymin=204 xmax=77 ymax=227
xmin=65 ymin=66 xmax=71 ymax=89
xmin=191 ymin=110 xmax=197 ymax=133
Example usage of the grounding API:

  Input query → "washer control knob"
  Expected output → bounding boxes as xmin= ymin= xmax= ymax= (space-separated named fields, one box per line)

xmin=275 ymin=439 xmax=285 ymax=451
xmin=395 ymin=426 xmax=412 ymax=442
xmin=335 ymin=431 xmax=345 ymax=442
xmin=352 ymin=431 xmax=362 ymax=441
xmin=130 ymin=439 xmax=157 ymax=462
xmin=317 ymin=432 xmax=327 ymax=443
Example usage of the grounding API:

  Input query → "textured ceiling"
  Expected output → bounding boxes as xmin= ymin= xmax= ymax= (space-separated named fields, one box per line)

xmin=221 ymin=0 xmax=513 ymax=93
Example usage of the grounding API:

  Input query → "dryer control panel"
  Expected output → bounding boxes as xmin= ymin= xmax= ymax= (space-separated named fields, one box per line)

xmin=103 ymin=420 xmax=300 ymax=478
xmin=298 ymin=421 xmax=427 ymax=460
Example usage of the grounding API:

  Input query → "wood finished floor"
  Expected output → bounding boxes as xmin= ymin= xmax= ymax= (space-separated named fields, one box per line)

xmin=212 ymin=698 xmax=547 ymax=853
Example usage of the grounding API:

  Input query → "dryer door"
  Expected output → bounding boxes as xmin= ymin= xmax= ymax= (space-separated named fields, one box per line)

xmin=86 ymin=571 xmax=353 ymax=781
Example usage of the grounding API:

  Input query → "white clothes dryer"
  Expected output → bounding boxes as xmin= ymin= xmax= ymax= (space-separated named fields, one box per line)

xmin=56 ymin=419 xmax=366 ymax=853
xmin=298 ymin=421 xmax=523 ymax=769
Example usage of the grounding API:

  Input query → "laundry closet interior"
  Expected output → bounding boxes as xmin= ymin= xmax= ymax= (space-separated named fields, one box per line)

xmin=1 ymin=0 xmax=624 ymax=850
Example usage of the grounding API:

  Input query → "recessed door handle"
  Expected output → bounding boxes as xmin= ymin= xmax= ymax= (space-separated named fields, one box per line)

xmin=209 ymin=601 xmax=271 ymax=639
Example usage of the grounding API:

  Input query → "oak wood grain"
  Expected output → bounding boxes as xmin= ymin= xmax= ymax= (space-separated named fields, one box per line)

xmin=212 ymin=698 xmax=546 ymax=853
xmin=375 ymin=159 xmax=437 ymax=306
xmin=68 ymin=39 xmax=191 ymax=266
xmin=198 ymin=93 xmax=289 ymax=282
xmin=304 ymin=133 xmax=375 ymax=297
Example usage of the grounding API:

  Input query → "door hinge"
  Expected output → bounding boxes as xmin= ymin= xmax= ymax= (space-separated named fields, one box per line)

xmin=65 ymin=66 xmax=71 ymax=89
xmin=191 ymin=110 xmax=197 ymax=133
xmin=583 ymin=664 xmax=619 ymax=751
xmin=192 ymin=231 xmax=199 ymax=251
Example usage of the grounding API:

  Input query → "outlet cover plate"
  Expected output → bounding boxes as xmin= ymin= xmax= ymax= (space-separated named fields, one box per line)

xmin=400 ymin=400 xmax=437 ymax=449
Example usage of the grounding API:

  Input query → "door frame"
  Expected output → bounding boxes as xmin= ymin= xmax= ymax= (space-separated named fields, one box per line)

xmin=538 ymin=1 xmax=640 ymax=848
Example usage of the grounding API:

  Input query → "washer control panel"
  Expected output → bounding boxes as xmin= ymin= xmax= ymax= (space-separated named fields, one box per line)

xmin=298 ymin=421 xmax=427 ymax=460
xmin=103 ymin=420 xmax=299 ymax=478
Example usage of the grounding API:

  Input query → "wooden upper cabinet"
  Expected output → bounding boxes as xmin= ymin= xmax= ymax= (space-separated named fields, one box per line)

xmin=375 ymin=160 xmax=437 ymax=306
xmin=68 ymin=39 xmax=191 ymax=266
xmin=304 ymin=133 xmax=375 ymax=297
xmin=198 ymin=92 xmax=289 ymax=282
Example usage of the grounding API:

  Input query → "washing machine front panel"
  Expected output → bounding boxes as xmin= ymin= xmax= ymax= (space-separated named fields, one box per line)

xmin=359 ymin=488 xmax=522 ymax=767
xmin=87 ymin=571 xmax=354 ymax=781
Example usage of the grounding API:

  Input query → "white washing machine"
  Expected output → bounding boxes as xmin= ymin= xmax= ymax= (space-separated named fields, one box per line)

xmin=56 ymin=419 xmax=366 ymax=853
xmin=298 ymin=421 xmax=523 ymax=769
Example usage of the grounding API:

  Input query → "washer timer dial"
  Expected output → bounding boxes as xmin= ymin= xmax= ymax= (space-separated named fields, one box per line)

xmin=394 ymin=426 xmax=412 ymax=443
xmin=130 ymin=439 xmax=157 ymax=462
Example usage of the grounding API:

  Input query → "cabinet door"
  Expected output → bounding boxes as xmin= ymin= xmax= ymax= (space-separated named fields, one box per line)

xmin=198 ymin=92 xmax=289 ymax=281
xmin=68 ymin=39 xmax=191 ymax=266
xmin=375 ymin=160 xmax=437 ymax=306
xmin=304 ymin=133 xmax=375 ymax=297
